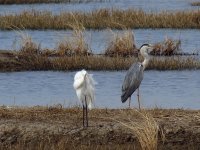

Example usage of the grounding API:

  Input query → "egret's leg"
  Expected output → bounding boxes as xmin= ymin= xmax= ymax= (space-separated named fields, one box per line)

xmin=83 ymin=104 xmax=85 ymax=127
xmin=128 ymin=97 xmax=131 ymax=108
xmin=137 ymin=88 xmax=141 ymax=110
xmin=85 ymin=100 xmax=88 ymax=127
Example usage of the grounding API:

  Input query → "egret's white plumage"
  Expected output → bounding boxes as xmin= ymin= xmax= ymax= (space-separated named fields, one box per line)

xmin=73 ymin=69 xmax=96 ymax=127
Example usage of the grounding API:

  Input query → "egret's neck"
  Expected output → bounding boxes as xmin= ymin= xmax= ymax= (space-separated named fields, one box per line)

xmin=142 ymin=53 xmax=150 ymax=70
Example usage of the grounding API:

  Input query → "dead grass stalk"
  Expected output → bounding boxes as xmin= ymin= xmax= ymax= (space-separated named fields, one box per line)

xmin=120 ymin=110 xmax=159 ymax=150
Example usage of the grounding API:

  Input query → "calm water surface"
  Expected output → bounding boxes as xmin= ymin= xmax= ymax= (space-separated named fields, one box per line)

xmin=0 ymin=29 xmax=199 ymax=54
xmin=0 ymin=70 xmax=199 ymax=109
xmin=0 ymin=0 xmax=198 ymax=15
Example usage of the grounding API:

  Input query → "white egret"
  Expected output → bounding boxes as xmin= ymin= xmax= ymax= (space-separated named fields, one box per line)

xmin=73 ymin=69 xmax=95 ymax=127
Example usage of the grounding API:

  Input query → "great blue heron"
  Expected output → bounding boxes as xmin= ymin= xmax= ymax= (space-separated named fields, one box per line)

xmin=73 ymin=69 xmax=95 ymax=127
xmin=121 ymin=44 xmax=153 ymax=109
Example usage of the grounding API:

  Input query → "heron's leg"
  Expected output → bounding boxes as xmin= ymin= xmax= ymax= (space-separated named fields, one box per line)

xmin=128 ymin=97 xmax=131 ymax=108
xmin=137 ymin=88 xmax=141 ymax=110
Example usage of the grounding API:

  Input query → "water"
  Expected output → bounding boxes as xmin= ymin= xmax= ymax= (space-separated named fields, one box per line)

xmin=0 ymin=0 xmax=198 ymax=15
xmin=0 ymin=29 xmax=199 ymax=54
xmin=0 ymin=70 xmax=200 ymax=109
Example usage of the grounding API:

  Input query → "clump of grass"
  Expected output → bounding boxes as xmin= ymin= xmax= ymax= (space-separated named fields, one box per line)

xmin=0 ymin=0 xmax=99 ymax=4
xmin=1 ymin=9 xmax=200 ymax=30
xmin=105 ymin=30 xmax=137 ymax=57
xmin=56 ymin=29 xmax=91 ymax=56
xmin=152 ymin=38 xmax=181 ymax=56
xmin=120 ymin=110 xmax=159 ymax=150
xmin=191 ymin=1 xmax=200 ymax=6
xmin=17 ymin=31 xmax=41 ymax=56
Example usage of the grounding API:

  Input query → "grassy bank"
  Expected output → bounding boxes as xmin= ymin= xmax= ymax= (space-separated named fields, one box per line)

xmin=0 ymin=0 xmax=102 ymax=4
xmin=1 ymin=9 xmax=200 ymax=30
xmin=0 ymin=50 xmax=200 ymax=71
xmin=0 ymin=106 xmax=200 ymax=149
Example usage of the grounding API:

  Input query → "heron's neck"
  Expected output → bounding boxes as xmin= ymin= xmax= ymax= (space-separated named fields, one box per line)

xmin=142 ymin=54 xmax=150 ymax=70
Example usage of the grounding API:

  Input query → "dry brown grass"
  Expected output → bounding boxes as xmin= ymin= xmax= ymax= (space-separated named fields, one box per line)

xmin=0 ymin=107 xmax=200 ymax=149
xmin=119 ymin=110 xmax=159 ymax=150
xmin=1 ymin=9 xmax=200 ymax=30
xmin=0 ymin=0 xmax=102 ymax=4
xmin=152 ymin=38 xmax=181 ymax=56
xmin=104 ymin=31 xmax=183 ymax=57
xmin=56 ymin=29 xmax=91 ymax=56
xmin=191 ymin=1 xmax=200 ymax=6
xmin=17 ymin=31 xmax=41 ymax=55
xmin=147 ymin=56 xmax=200 ymax=70
xmin=105 ymin=30 xmax=138 ymax=57
xmin=0 ymin=52 xmax=200 ymax=71
xmin=0 ymin=0 xmax=62 ymax=4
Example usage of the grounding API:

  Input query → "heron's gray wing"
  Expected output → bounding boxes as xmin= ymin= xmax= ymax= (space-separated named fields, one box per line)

xmin=121 ymin=63 xmax=144 ymax=103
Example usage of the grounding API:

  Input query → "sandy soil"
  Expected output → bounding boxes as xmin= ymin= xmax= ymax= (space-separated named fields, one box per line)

xmin=0 ymin=106 xmax=200 ymax=149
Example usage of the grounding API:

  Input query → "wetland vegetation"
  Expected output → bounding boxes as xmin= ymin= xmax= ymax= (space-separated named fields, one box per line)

xmin=0 ymin=29 xmax=199 ymax=72
xmin=191 ymin=1 xmax=200 ymax=6
xmin=1 ymin=9 xmax=200 ymax=30
xmin=0 ymin=0 xmax=101 ymax=4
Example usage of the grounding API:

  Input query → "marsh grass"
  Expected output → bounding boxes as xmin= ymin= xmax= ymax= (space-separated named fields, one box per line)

xmin=147 ymin=56 xmax=200 ymax=70
xmin=17 ymin=31 xmax=41 ymax=55
xmin=1 ymin=9 xmax=200 ymax=30
xmin=104 ymin=31 xmax=183 ymax=56
xmin=119 ymin=110 xmax=159 ymax=150
xmin=0 ymin=0 xmax=104 ymax=4
xmin=105 ymin=30 xmax=138 ymax=57
xmin=152 ymin=38 xmax=181 ymax=56
xmin=56 ymin=29 xmax=91 ymax=56
xmin=1 ymin=53 xmax=199 ymax=71
xmin=0 ymin=30 xmax=199 ymax=71
xmin=191 ymin=2 xmax=200 ymax=6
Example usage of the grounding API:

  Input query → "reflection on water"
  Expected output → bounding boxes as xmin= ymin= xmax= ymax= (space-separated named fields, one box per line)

xmin=0 ymin=29 xmax=200 ymax=54
xmin=0 ymin=70 xmax=199 ymax=109
xmin=0 ymin=0 xmax=197 ymax=15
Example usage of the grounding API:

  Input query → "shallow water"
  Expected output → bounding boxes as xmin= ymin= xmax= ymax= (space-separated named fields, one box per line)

xmin=0 ymin=70 xmax=199 ymax=109
xmin=0 ymin=0 xmax=198 ymax=15
xmin=0 ymin=29 xmax=199 ymax=54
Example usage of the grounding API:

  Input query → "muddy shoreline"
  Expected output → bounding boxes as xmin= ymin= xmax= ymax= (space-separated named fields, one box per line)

xmin=0 ymin=107 xmax=200 ymax=149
